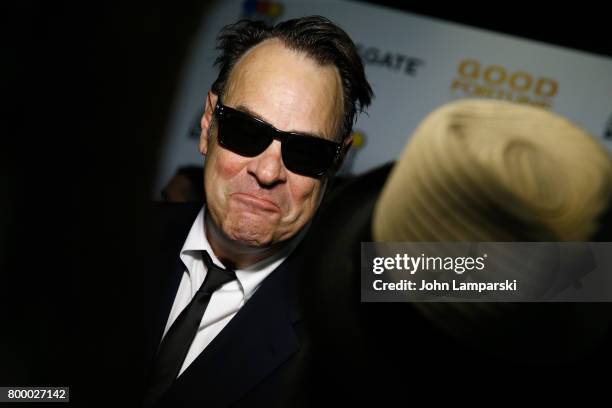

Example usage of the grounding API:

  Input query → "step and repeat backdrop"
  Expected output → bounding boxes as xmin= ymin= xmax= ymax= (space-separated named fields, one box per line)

xmin=154 ymin=0 xmax=612 ymax=195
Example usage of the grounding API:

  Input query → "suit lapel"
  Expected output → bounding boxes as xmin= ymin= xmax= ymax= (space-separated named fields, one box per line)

xmin=164 ymin=249 xmax=304 ymax=407
xmin=144 ymin=203 xmax=202 ymax=375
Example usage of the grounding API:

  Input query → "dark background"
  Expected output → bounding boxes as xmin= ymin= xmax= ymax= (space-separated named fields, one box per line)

xmin=1 ymin=1 xmax=610 ymax=406
xmin=361 ymin=1 xmax=612 ymax=58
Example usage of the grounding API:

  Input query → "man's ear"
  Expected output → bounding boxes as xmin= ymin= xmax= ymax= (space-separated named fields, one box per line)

xmin=342 ymin=135 xmax=354 ymax=155
xmin=199 ymin=90 xmax=219 ymax=156
xmin=332 ymin=133 xmax=353 ymax=172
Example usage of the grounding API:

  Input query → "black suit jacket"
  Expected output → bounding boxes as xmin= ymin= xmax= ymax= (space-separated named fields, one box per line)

xmin=144 ymin=166 xmax=612 ymax=407
xmin=142 ymin=167 xmax=394 ymax=408
xmin=143 ymin=203 xmax=308 ymax=407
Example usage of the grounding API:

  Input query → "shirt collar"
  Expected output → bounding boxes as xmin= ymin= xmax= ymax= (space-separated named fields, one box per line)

xmin=179 ymin=205 xmax=307 ymax=300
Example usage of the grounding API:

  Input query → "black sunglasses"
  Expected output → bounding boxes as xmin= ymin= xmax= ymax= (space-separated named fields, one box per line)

xmin=213 ymin=100 xmax=342 ymax=178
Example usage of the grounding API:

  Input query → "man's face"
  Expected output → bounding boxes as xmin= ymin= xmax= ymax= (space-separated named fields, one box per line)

xmin=199 ymin=39 xmax=344 ymax=248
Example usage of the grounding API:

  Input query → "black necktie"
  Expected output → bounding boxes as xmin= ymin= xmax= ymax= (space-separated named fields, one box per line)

xmin=144 ymin=250 xmax=236 ymax=407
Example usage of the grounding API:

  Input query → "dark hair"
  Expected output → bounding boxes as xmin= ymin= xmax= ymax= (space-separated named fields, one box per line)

xmin=211 ymin=15 xmax=373 ymax=142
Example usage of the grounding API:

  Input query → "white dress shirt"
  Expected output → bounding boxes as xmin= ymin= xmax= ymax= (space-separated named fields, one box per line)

xmin=161 ymin=205 xmax=305 ymax=377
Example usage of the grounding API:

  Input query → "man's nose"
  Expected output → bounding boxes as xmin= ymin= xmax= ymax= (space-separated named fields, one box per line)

xmin=246 ymin=140 xmax=287 ymax=187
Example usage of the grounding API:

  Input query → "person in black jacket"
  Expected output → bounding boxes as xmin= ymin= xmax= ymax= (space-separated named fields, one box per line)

xmin=144 ymin=16 xmax=372 ymax=407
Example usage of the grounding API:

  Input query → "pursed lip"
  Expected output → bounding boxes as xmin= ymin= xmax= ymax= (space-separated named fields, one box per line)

xmin=231 ymin=192 xmax=281 ymax=212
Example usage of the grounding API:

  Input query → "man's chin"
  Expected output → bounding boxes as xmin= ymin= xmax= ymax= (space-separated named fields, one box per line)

xmin=224 ymin=221 xmax=276 ymax=248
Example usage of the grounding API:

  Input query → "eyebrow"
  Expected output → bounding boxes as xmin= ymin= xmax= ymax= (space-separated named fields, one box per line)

xmin=235 ymin=103 xmax=327 ymax=140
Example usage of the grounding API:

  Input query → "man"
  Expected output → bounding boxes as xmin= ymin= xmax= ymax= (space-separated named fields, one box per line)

xmin=144 ymin=16 xmax=372 ymax=407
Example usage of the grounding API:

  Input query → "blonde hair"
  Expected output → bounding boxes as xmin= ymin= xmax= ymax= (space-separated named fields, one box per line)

xmin=373 ymin=99 xmax=612 ymax=242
